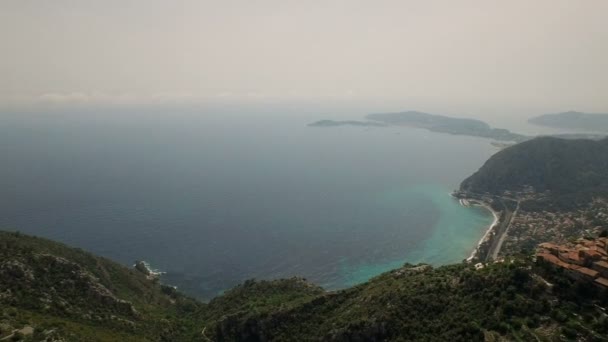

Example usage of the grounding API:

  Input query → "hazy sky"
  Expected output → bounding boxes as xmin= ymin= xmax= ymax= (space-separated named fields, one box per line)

xmin=1 ymin=0 xmax=607 ymax=114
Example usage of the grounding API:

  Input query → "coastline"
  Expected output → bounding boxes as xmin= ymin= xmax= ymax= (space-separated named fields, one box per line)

xmin=465 ymin=202 xmax=499 ymax=262
xmin=450 ymin=191 xmax=501 ymax=262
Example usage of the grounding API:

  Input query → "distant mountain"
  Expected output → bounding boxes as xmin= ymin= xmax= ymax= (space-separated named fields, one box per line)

xmin=365 ymin=111 xmax=528 ymax=142
xmin=529 ymin=111 xmax=608 ymax=132
xmin=461 ymin=136 xmax=608 ymax=210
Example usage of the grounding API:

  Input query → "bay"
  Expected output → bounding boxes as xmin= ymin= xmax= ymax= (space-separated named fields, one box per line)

xmin=0 ymin=110 xmax=495 ymax=299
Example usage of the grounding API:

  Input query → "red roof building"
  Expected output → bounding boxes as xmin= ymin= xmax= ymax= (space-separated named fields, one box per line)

xmin=573 ymin=267 xmax=599 ymax=280
xmin=592 ymin=260 xmax=608 ymax=278
xmin=594 ymin=277 xmax=608 ymax=288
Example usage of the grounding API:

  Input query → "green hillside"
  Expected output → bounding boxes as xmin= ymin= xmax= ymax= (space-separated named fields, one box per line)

xmin=461 ymin=137 xmax=608 ymax=210
xmin=2 ymin=231 xmax=608 ymax=341
xmin=0 ymin=231 xmax=209 ymax=341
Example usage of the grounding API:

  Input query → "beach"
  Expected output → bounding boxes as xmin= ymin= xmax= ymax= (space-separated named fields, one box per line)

xmin=465 ymin=202 xmax=500 ymax=262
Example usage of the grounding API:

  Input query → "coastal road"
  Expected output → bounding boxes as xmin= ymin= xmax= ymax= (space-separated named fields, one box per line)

xmin=487 ymin=200 xmax=520 ymax=261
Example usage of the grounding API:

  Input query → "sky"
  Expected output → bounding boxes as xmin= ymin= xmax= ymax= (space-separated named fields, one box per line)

xmin=1 ymin=0 xmax=607 ymax=116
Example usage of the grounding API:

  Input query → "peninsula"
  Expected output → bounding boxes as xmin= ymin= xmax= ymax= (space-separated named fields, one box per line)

xmin=307 ymin=119 xmax=387 ymax=127
xmin=366 ymin=111 xmax=528 ymax=142
xmin=529 ymin=111 xmax=608 ymax=132
xmin=309 ymin=111 xmax=606 ymax=143
xmin=309 ymin=110 xmax=528 ymax=142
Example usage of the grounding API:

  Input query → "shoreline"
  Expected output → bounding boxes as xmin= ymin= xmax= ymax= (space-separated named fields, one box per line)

xmin=465 ymin=202 xmax=500 ymax=262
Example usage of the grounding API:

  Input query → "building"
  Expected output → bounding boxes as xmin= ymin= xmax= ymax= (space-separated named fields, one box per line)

xmin=537 ymin=238 xmax=608 ymax=288
xmin=592 ymin=260 xmax=608 ymax=278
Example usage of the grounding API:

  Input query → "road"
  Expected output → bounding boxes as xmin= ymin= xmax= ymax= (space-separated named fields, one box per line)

xmin=487 ymin=199 xmax=520 ymax=261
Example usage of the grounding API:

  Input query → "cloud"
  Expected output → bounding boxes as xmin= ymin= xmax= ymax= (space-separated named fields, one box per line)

xmin=35 ymin=91 xmax=201 ymax=106
xmin=38 ymin=92 xmax=99 ymax=104
xmin=26 ymin=90 xmax=362 ymax=108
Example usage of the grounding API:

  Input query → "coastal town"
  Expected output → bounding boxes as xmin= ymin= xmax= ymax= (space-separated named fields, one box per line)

xmin=501 ymin=198 xmax=608 ymax=256
xmin=455 ymin=190 xmax=608 ymax=260
xmin=455 ymin=188 xmax=608 ymax=291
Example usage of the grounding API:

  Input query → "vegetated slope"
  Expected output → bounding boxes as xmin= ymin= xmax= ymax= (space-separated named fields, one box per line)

xmin=461 ymin=137 xmax=608 ymax=210
xmin=213 ymin=261 xmax=608 ymax=341
xmin=529 ymin=111 xmax=608 ymax=132
xmin=0 ymin=231 xmax=207 ymax=341
xmin=2 ymin=231 xmax=608 ymax=341
xmin=0 ymin=231 xmax=323 ymax=341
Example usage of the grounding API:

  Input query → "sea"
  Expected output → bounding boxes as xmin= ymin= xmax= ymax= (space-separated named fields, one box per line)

xmin=0 ymin=108 xmax=499 ymax=299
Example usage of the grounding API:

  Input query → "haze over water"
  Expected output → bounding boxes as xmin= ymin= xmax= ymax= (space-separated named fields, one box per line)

xmin=0 ymin=109 xmax=495 ymax=299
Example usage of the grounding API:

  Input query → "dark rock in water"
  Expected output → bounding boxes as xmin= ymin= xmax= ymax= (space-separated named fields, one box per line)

xmin=134 ymin=260 xmax=151 ymax=276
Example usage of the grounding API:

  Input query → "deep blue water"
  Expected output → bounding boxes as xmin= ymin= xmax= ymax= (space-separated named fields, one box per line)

xmin=0 ymin=110 xmax=495 ymax=299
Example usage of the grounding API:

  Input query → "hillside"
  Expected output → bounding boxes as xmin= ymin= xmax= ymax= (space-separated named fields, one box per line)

xmin=214 ymin=261 xmax=608 ymax=341
xmin=2 ymin=231 xmax=608 ymax=341
xmin=461 ymin=136 xmax=608 ymax=210
xmin=0 ymin=231 xmax=210 ymax=341
xmin=529 ymin=111 xmax=608 ymax=132
xmin=0 ymin=231 xmax=326 ymax=341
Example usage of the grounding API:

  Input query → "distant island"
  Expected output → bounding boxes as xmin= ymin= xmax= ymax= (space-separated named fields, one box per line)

xmin=366 ymin=111 xmax=528 ymax=142
xmin=307 ymin=120 xmax=387 ymax=127
xmin=529 ymin=111 xmax=608 ymax=132
xmin=310 ymin=110 xmax=607 ymax=142
xmin=309 ymin=110 xmax=527 ymax=142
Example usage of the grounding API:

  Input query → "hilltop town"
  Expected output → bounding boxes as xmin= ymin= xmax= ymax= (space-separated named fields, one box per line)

xmin=537 ymin=237 xmax=608 ymax=289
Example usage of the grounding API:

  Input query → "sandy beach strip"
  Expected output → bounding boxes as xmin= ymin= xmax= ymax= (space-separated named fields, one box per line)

xmin=466 ymin=202 xmax=500 ymax=262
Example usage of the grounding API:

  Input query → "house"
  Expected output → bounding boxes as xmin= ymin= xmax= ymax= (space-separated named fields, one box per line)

xmin=592 ymin=260 xmax=608 ymax=278
xmin=538 ymin=242 xmax=559 ymax=255
xmin=580 ymin=249 xmax=603 ymax=264
xmin=537 ymin=253 xmax=571 ymax=269
xmin=594 ymin=277 xmax=608 ymax=289
xmin=567 ymin=251 xmax=583 ymax=265
xmin=572 ymin=267 xmax=599 ymax=281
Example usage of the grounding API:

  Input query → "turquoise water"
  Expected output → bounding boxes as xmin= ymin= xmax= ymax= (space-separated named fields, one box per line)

xmin=336 ymin=184 xmax=493 ymax=287
xmin=0 ymin=109 xmax=495 ymax=299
